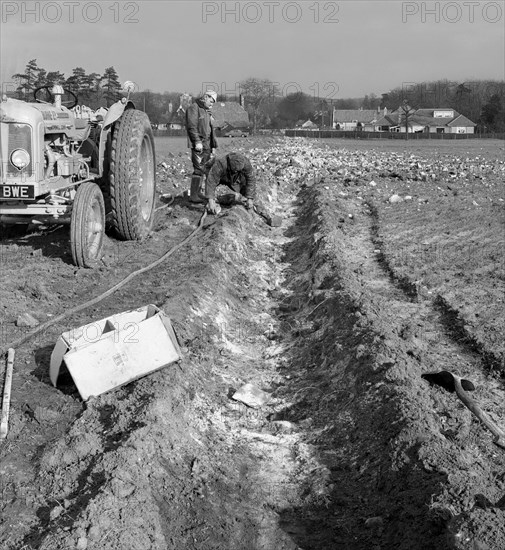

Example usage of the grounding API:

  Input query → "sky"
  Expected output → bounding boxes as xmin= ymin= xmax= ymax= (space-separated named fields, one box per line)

xmin=1 ymin=0 xmax=504 ymax=100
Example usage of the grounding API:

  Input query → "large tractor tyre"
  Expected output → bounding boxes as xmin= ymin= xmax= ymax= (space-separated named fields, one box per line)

xmin=109 ymin=109 xmax=156 ymax=240
xmin=70 ymin=181 xmax=106 ymax=268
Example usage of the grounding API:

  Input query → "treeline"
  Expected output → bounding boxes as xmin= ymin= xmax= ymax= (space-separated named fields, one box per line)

xmin=10 ymin=60 xmax=505 ymax=132
xmin=216 ymin=77 xmax=504 ymax=132
xmin=11 ymin=59 xmax=123 ymax=108
xmin=10 ymin=59 xmax=186 ymax=122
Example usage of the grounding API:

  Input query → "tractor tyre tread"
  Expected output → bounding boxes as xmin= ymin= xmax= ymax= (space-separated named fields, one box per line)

xmin=109 ymin=109 xmax=156 ymax=241
xmin=70 ymin=181 xmax=105 ymax=268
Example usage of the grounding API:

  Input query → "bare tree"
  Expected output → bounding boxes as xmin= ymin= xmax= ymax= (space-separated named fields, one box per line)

xmin=399 ymin=100 xmax=417 ymax=139
xmin=238 ymin=77 xmax=276 ymax=133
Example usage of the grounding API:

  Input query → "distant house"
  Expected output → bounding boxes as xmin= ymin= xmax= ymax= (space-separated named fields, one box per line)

xmin=211 ymin=101 xmax=249 ymax=130
xmin=374 ymin=114 xmax=398 ymax=132
xmin=332 ymin=109 xmax=379 ymax=131
xmin=166 ymin=109 xmax=185 ymax=130
xmin=387 ymin=107 xmax=476 ymax=134
xmin=301 ymin=119 xmax=318 ymax=129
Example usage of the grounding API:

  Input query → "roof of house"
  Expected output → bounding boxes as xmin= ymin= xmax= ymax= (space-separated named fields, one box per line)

xmin=332 ymin=109 xmax=379 ymax=123
xmin=447 ymin=114 xmax=477 ymax=127
xmin=301 ymin=119 xmax=318 ymax=128
xmin=211 ymin=101 xmax=249 ymax=128
xmin=411 ymin=115 xmax=454 ymax=127
xmin=389 ymin=107 xmax=476 ymax=128
xmin=375 ymin=115 xmax=397 ymax=126
xmin=415 ymin=108 xmax=455 ymax=116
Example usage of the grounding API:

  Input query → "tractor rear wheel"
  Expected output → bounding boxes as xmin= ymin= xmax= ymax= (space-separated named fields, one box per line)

xmin=70 ymin=181 xmax=105 ymax=268
xmin=109 ymin=109 xmax=156 ymax=240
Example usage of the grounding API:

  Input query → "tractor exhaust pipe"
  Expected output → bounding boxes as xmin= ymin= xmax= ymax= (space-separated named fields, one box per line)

xmin=51 ymin=85 xmax=64 ymax=109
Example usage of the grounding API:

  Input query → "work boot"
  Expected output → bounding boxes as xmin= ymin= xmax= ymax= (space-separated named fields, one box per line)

xmin=189 ymin=176 xmax=207 ymax=204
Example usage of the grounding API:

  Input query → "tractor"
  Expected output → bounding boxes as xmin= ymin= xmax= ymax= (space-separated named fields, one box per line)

xmin=0 ymin=83 xmax=156 ymax=267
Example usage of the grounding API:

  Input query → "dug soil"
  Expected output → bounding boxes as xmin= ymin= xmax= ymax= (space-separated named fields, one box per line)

xmin=1 ymin=137 xmax=504 ymax=550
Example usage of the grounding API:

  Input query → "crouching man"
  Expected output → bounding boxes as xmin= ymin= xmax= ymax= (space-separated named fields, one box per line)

xmin=205 ymin=152 xmax=256 ymax=215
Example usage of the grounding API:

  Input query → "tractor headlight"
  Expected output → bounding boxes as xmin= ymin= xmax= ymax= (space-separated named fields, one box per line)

xmin=10 ymin=148 xmax=30 ymax=170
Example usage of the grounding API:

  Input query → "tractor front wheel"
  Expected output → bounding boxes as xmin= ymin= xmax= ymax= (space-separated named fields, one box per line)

xmin=70 ymin=181 xmax=105 ymax=268
xmin=109 ymin=109 xmax=156 ymax=240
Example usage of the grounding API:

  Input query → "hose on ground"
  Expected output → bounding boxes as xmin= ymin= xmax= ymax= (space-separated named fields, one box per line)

xmin=1 ymin=209 xmax=208 ymax=356
xmin=154 ymin=194 xmax=176 ymax=212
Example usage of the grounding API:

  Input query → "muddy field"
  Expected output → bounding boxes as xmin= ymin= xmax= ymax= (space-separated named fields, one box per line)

xmin=0 ymin=136 xmax=504 ymax=550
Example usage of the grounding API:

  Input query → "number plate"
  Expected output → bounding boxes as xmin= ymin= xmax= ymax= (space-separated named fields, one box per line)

xmin=0 ymin=184 xmax=35 ymax=200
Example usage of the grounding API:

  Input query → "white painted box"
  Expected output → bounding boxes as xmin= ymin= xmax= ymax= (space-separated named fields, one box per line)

xmin=50 ymin=305 xmax=180 ymax=400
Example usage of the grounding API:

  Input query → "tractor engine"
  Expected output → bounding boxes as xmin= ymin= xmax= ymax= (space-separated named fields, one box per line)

xmin=1 ymin=94 xmax=92 ymax=190
xmin=43 ymin=132 xmax=88 ymax=181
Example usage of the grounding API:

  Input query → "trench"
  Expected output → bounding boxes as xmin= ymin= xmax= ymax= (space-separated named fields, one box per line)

xmin=142 ymin=173 xmax=458 ymax=549
xmin=2 ymin=140 xmax=504 ymax=550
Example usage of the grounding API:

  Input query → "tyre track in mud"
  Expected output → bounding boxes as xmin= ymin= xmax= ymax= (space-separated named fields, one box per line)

xmin=1 ymin=139 xmax=504 ymax=549
xmin=275 ymin=177 xmax=505 ymax=549
xmin=366 ymin=201 xmax=505 ymax=374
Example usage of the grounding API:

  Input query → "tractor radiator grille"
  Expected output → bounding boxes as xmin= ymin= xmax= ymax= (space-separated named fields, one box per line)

xmin=7 ymin=123 xmax=33 ymax=176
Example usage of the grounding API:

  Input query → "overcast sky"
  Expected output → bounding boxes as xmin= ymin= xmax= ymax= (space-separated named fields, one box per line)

xmin=1 ymin=0 xmax=504 ymax=99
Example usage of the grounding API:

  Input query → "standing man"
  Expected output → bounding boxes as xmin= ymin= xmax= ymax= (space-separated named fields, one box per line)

xmin=204 ymin=152 xmax=256 ymax=215
xmin=186 ymin=90 xmax=218 ymax=203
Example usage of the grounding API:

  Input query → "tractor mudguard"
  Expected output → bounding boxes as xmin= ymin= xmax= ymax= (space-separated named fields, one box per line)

xmin=98 ymin=99 xmax=135 ymax=177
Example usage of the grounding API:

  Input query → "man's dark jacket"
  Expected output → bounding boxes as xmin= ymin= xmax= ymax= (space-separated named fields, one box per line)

xmin=205 ymin=153 xmax=256 ymax=200
xmin=186 ymin=99 xmax=217 ymax=150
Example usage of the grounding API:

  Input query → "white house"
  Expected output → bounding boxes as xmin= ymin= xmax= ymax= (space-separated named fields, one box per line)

xmin=388 ymin=108 xmax=476 ymax=134
xmin=332 ymin=109 xmax=379 ymax=131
